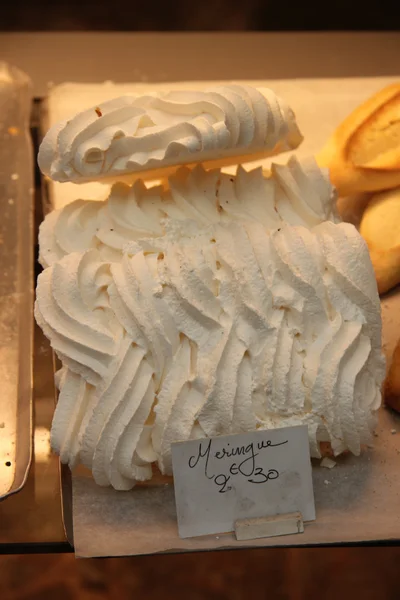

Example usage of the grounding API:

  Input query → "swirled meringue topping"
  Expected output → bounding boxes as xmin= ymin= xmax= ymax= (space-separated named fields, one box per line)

xmin=39 ymin=156 xmax=337 ymax=268
xmin=35 ymin=219 xmax=385 ymax=490
xmin=38 ymin=85 xmax=303 ymax=183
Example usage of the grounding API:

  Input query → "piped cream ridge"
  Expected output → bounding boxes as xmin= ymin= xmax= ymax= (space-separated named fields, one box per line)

xmin=39 ymin=157 xmax=336 ymax=268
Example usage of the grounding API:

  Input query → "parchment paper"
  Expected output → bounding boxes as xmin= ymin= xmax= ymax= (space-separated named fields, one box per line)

xmin=44 ymin=77 xmax=400 ymax=557
xmin=73 ymin=406 xmax=400 ymax=558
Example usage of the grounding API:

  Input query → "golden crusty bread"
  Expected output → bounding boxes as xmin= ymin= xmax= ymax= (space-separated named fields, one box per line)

xmin=317 ymin=83 xmax=400 ymax=196
xmin=360 ymin=188 xmax=400 ymax=251
xmin=385 ymin=337 xmax=400 ymax=413
xmin=360 ymin=187 xmax=400 ymax=294
xmin=368 ymin=246 xmax=400 ymax=295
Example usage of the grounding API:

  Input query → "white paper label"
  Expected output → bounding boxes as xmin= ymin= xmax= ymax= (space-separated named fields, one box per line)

xmin=171 ymin=425 xmax=315 ymax=539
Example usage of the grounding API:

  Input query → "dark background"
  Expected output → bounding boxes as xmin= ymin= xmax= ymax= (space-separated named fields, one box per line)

xmin=2 ymin=0 xmax=400 ymax=31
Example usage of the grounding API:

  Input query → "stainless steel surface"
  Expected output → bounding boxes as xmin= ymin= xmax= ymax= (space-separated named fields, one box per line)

xmin=0 ymin=63 xmax=33 ymax=499
xmin=0 ymin=32 xmax=399 ymax=97
xmin=0 ymin=95 xmax=68 ymax=550
xmin=0 ymin=323 xmax=69 ymax=550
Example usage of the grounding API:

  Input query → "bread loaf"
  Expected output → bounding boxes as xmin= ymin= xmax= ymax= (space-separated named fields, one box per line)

xmin=360 ymin=187 xmax=400 ymax=294
xmin=317 ymin=83 xmax=400 ymax=196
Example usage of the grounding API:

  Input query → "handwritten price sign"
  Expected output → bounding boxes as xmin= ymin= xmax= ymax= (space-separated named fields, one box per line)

xmin=172 ymin=426 xmax=315 ymax=538
xmin=188 ymin=437 xmax=287 ymax=493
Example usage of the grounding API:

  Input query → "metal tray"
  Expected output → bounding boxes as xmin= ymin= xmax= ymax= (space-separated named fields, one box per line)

xmin=0 ymin=63 xmax=34 ymax=499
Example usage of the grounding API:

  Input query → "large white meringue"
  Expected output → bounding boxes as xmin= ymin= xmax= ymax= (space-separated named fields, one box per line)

xmin=35 ymin=217 xmax=385 ymax=490
xmin=38 ymin=85 xmax=302 ymax=183
xmin=39 ymin=156 xmax=337 ymax=268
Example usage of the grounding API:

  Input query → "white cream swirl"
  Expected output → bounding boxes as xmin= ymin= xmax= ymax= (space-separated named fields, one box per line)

xmin=38 ymin=85 xmax=303 ymax=183
xmin=36 ymin=220 xmax=385 ymax=489
xmin=34 ymin=250 xmax=123 ymax=385
xmin=39 ymin=157 xmax=337 ymax=268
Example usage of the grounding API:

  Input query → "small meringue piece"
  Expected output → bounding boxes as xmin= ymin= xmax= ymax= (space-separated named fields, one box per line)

xmin=320 ymin=457 xmax=337 ymax=469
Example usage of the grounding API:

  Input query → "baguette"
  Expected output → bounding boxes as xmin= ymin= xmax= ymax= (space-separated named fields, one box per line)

xmin=368 ymin=246 xmax=400 ymax=295
xmin=317 ymin=83 xmax=400 ymax=196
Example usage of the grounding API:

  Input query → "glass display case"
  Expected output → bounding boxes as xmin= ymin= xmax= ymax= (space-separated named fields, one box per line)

xmin=0 ymin=32 xmax=399 ymax=556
